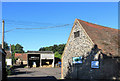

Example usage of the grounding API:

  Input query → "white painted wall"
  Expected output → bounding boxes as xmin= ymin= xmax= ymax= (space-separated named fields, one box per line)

xmin=41 ymin=54 xmax=54 ymax=59
xmin=6 ymin=59 xmax=12 ymax=66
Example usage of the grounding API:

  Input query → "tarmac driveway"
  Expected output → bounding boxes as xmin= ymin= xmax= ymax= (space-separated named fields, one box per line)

xmin=7 ymin=67 xmax=61 ymax=80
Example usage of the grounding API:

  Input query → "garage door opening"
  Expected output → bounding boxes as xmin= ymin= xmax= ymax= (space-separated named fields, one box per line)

xmin=27 ymin=51 xmax=55 ymax=68
xmin=28 ymin=54 xmax=40 ymax=68
xmin=41 ymin=59 xmax=53 ymax=67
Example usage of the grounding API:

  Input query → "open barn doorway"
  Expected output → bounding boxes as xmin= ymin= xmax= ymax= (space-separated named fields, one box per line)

xmin=27 ymin=51 xmax=55 ymax=68
xmin=41 ymin=59 xmax=53 ymax=67
xmin=28 ymin=54 xmax=40 ymax=68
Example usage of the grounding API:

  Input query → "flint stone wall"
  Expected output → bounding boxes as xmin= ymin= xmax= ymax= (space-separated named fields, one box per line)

xmin=62 ymin=22 xmax=94 ymax=79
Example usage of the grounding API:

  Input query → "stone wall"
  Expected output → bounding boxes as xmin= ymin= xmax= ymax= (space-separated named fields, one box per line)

xmin=62 ymin=21 xmax=94 ymax=79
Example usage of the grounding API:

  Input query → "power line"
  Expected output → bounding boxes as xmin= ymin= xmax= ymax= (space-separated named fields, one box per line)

xmin=0 ymin=23 xmax=73 ymax=33
xmin=16 ymin=24 xmax=72 ymax=29
xmin=5 ymin=19 xmax=54 ymax=25
xmin=4 ymin=29 xmax=16 ymax=33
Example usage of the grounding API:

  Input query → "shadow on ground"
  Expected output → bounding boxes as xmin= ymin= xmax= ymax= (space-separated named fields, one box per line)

xmin=7 ymin=77 xmax=108 ymax=81
xmin=11 ymin=71 xmax=33 ymax=75
xmin=13 ymin=64 xmax=27 ymax=69
xmin=7 ymin=76 xmax=57 ymax=81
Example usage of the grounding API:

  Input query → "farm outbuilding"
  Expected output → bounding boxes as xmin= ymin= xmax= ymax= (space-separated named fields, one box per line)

xmin=6 ymin=51 xmax=12 ymax=66
xmin=5 ymin=44 xmax=12 ymax=66
xmin=61 ymin=19 xmax=120 ymax=80
xmin=15 ymin=53 xmax=27 ymax=65
xmin=27 ymin=51 xmax=55 ymax=68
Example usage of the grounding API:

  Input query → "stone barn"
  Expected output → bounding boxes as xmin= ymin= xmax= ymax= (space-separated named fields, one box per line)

xmin=61 ymin=19 xmax=120 ymax=80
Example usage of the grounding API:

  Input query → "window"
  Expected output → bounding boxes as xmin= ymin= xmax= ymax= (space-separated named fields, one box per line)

xmin=74 ymin=31 xmax=79 ymax=38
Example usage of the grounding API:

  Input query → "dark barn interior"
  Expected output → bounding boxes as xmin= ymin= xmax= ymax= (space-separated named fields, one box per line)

xmin=28 ymin=54 xmax=40 ymax=67
xmin=41 ymin=59 xmax=53 ymax=67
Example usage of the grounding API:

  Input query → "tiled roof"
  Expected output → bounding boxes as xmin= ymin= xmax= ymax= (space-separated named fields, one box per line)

xmin=15 ymin=53 xmax=27 ymax=61
xmin=27 ymin=51 xmax=53 ymax=54
xmin=77 ymin=19 xmax=120 ymax=57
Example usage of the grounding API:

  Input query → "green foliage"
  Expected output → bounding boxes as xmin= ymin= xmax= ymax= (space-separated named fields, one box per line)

xmin=11 ymin=44 xmax=15 ymax=52
xmin=39 ymin=44 xmax=66 ymax=61
xmin=39 ymin=44 xmax=66 ymax=55
xmin=0 ymin=42 xmax=9 ymax=50
xmin=11 ymin=51 xmax=15 ymax=64
xmin=4 ymin=42 xmax=9 ymax=50
xmin=6 ymin=68 xmax=12 ymax=75
xmin=15 ymin=44 xmax=24 ymax=53
xmin=0 ymin=42 xmax=24 ymax=64
xmin=11 ymin=44 xmax=24 ymax=53
xmin=55 ymin=51 xmax=61 ymax=59
xmin=11 ymin=44 xmax=24 ymax=64
xmin=6 ymin=65 xmax=13 ymax=75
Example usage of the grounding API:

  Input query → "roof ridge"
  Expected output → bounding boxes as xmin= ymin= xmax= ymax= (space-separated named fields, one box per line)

xmin=27 ymin=51 xmax=53 ymax=52
xmin=76 ymin=19 xmax=119 ymax=31
xmin=27 ymin=51 xmax=53 ymax=53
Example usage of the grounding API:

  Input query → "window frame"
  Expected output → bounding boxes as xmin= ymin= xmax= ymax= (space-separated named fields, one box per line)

xmin=74 ymin=31 xmax=80 ymax=38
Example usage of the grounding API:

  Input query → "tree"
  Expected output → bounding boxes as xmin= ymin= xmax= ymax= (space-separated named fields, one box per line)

xmin=39 ymin=47 xmax=45 ymax=51
xmin=11 ymin=44 xmax=15 ymax=52
xmin=4 ymin=42 xmax=9 ymax=50
xmin=11 ymin=44 xmax=24 ymax=64
xmin=55 ymin=51 xmax=61 ymax=59
xmin=11 ymin=44 xmax=16 ymax=64
xmin=0 ymin=42 xmax=9 ymax=50
xmin=39 ymin=44 xmax=66 ymax=55
xmin=39 ymin=44 xmax=66 ymax=61
xmin=15 ymin=44 xmax=24 ymax=53
xmin=0 ymin=42 xmax=24 ymax=64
